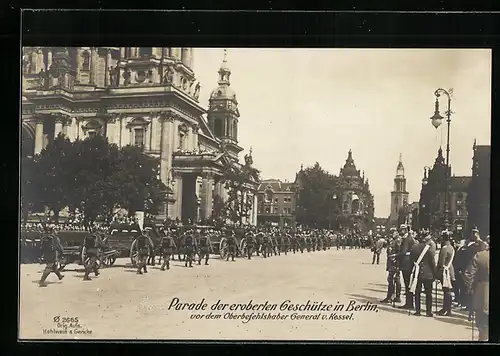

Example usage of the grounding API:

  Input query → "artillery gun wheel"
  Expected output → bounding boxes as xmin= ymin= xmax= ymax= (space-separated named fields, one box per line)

xmin=130 ymin=240 xmax=138 ymax=267
xmin=219 ymin=238 xmax=228 ymax=259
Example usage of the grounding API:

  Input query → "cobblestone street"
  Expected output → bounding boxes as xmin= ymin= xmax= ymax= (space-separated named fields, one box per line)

xmin=20 ymin=248 xmax=476 ymax=341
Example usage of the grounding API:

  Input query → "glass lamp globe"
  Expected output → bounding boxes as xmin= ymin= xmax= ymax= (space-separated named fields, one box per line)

xmin=430 ymin=112 xmax=444 ymax=129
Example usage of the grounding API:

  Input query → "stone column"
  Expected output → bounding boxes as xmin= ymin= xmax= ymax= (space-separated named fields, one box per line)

xmin=47 ymin=48 xmax=53 ymax=69
xmin=201 ymin=172 xmax=214 ymax=220
xmin=105 ymin=49 xmax=112 ymax=86
xmin=90 ymin=47 xmax=98 ymax=85
xmin=75 ymin=48 xmax=82 ymax=83
xmin=171 ymin=48 xmax=182 ymax=60
xmin=149 ymin=114 xmax=156 ymax=151
xmin=34 ymin=120 xmax=44 ymax=154
xmin=181 ymin=48 xmax=190 ymax=67
xmin=105 ymin=115 xmax=116 ymax=144
xmin=120 ymin=47 xmax=126 ymax=58
xmin=54 ymin=116 xmax=64 ymax=137
xmin=173 ymin=171 xmax=183 ymax=219
xmin=192 ymin=123 xmax=199 ymax=150
xmin=253 ymin=194 xmax=258 ymax=225
xmin=37 ymin=48 xmax=45 ymax=72
xmin=152 ymin=47 xmax=162 ymax=58
xmin=159 ymin=114 xmax=174 ymax=186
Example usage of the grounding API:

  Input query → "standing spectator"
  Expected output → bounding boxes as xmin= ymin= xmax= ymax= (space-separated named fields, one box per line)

xmin=463 ymin=248 xmax=490 ymax=341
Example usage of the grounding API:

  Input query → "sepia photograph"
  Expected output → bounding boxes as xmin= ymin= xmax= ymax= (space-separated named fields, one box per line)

xmin=19 ymin=46 xmax=491 ymax=341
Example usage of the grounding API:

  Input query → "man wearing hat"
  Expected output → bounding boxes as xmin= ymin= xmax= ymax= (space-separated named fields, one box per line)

xmin=460 ymin=227 xmax=487 ymax=320
xmin=38 ymin=225 xmax=65 ymax=287
xmin=381 ymin=234 xmax=402 ymax=303
xmin=397 ymin=224 xmax=417 ymax=309
xmin=409 ymin=230 xmax=437 ymax=317
xmin=371 ymin=234 xmax=385 ymax=265
xmin=82 ymin=232 xmax=104 ymax=281
xmin=436 ymin=230 xmax=456 ymax=316
xmin=464 ymin=247 xmax=490 ymax=341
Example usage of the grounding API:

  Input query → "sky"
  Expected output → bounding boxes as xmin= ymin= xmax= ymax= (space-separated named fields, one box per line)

xmin=192 ymin=48 xmax=491 ymax=218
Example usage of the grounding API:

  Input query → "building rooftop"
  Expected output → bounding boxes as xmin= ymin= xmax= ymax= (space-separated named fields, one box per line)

xmin=449 ymin=176 xmax=472 ymax=191
xmin=258 ymin=179 xmax=296 ymax=192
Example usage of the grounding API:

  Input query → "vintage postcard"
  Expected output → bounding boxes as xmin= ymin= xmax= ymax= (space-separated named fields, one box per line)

xmin=19 ymin=46 xmax=491 ymax=341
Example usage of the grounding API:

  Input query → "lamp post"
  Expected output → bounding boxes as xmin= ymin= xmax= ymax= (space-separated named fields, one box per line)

xmin=430 ymin=88 xmax=453 ymax=229
xmin=329 ymin=193 xmax=337 ymax=230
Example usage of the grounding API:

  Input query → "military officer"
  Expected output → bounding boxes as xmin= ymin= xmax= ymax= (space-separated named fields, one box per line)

xmin=305 ymin=234 xmax=312 ymax=252
xmin=463 ymin=248 xmax=490 ymax=341
xmin=410 ymin=231 xmax=437 ymax=317
xmin=397 ymin=224 xmax=417 ymax=309
xmin=38 ymin=226 xmax=65 ymax=287
xmin=197 ymin=229 xmax=212 ymax=265
xmin=436 ymin=230 xmax=456 ymax=316
xmin=381 ymin=234 xmax=402 ymax=304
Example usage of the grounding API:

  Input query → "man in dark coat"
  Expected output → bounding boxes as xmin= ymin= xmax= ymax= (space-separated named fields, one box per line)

xmin=397 ymin=226 xmax=417 ymax=309
xmin=410 ymin=232 xmax=436 ymax=317
xmin=83 ymin=232 xmax=103 ymax=281
xmin=197 ymin=229 xmax=212 ymax=265
xmin=464 ymin=248 xmax=489 ymax=341
xmin=381 ymin=235 xmax=402 ymax=303
xmin=459 ymin=227 xmax=487 ymax=320
xmin=38 ymin=227 xmax=65 ymax=287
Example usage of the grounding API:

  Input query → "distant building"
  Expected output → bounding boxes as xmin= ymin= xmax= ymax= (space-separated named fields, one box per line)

xmin=419 ymin=147 xmax=471 ymax=234
xmin=256 ymin=179 xmax=298 ymax=228
xmin=389 ymin=154 xmax=409 ymax=227
xmin=467 ymin=142 xmax=490 ymax=237
xmin=334 ymin=150 xmax=375 ymax=232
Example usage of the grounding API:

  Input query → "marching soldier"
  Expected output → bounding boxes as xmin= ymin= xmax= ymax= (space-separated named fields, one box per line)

xmin=82 ymin=232 xmax=104 ymax=281
xmin=275 ymin=233 xmax=283 ymax=256
xmin=144 ymin=228 xmax=156 ymax=266
xmin=184 ymin=231 xmax=196 ymax=267
xmin=38 ymin=226 xmax=65 ymax=287
xmin=245 ymin=231 xmax=255 ymax=259
xmin=135 ymin=233 xmax=152 ymax=274
xmin=436 ymin=230 xmax=456 ymax=316
xmin=282 ymin=233 xmax=290 ymax=255
xmin=305 ymin=234 xmax=312 ymax=252
xmin=159 ymin=230 xmax=175 ymax=271
xmin=197 ymin=229 xmax=212 ymax=265
xmin=226 ymin=231 xmax=237 ymax=261
xmin=409 ymin=231 xmax=437 ymax=317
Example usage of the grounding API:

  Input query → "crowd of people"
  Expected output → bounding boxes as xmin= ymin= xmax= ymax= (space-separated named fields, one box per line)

xmin=375 ymin=224 xmax=490 ymax=341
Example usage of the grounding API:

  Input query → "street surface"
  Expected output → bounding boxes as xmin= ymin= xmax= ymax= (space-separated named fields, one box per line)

xmin=19 ymin=248 xmax=476 ymax=341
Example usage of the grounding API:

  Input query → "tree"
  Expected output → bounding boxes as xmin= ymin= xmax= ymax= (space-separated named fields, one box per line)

xmin=33 ymin=134 xmax=75 ymax=222
xmin=117 ymin=145 xmax=168 ymax=216
xmin=295 ymin=162 xmax=337 ymax=228
xmin=20 ymin=156 xmax=42 ymax=221
xmin=69 ymin=135 xmax=124 ymax=227
xmin=223 ymin=160 xmax=260 ymax=225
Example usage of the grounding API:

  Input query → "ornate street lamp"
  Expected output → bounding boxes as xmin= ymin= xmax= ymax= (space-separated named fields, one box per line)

xmin=328 ymin=193 xmax=337 ymax=230
xmin=430 ymin=88 xmax=453 ymax=229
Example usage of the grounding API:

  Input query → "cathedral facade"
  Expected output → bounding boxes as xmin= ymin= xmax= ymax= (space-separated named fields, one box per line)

xmin=21 ymin=47 xmax=259 ymax=225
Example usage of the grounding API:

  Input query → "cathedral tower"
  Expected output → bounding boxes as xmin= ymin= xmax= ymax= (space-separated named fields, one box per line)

xmin=207 ymin=49 xmax=243 ymax=159
xmin=389 ymin=154 xmax=409 ymax=226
